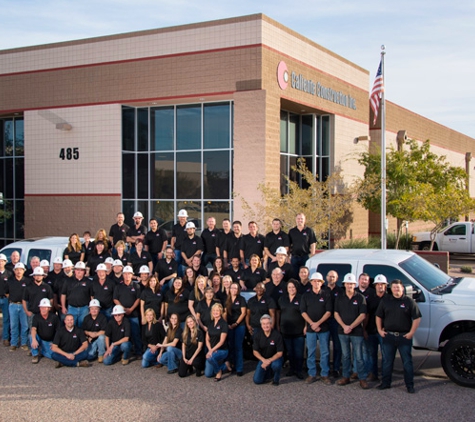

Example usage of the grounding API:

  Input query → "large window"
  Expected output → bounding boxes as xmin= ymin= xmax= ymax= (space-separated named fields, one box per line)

xmin=121 ymin=102 xmax=233 ymax=232
xmin=280 ymin=111 xmax=331 ymax=194
xmin=0 ymin=117 xmax=24 ymax=246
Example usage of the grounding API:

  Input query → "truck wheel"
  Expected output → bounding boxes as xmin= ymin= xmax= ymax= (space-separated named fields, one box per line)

xmin=441 ymin=333 xmax=475 ymax=388
xmin=420 ymin=242 xmax=431 ymax=251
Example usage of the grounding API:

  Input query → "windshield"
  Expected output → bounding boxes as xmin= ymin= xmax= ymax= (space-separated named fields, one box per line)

xmin=399 ymin=254 xmax=451 ymax=291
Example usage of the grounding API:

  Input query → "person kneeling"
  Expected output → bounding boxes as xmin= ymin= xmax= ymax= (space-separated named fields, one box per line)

xmin=179 ymin=315 xmax=205 ymax=377
xmin=103 ymin=305 xmax=132 ymax=365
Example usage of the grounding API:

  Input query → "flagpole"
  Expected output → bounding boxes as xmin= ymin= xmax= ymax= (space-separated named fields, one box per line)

xmin=380 ymin=45 xmax=387 ymax=250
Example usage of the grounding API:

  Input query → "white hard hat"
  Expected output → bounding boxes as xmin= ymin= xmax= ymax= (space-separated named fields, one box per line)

xmin=310 ymin=272 xmax=324 ymax=282
xmin=96 ymin=263 xmax=107 ymax=272
xmin=89 ymin=299 xmax=101 ymax=308
xmin=111 ymin=305 xmax=125 ymax=315
xmin=374 ymin=274 xmax=388 ymax=284
xmin=113 ymin=259 xmax=124 ymax=267
xmin=185 ymin=222 xmax=196 ymax=229
xmin=53 ymin=257 xmax=63 ymax=264
xmin=0 ymin=253 xmax=7 ymax=261
xmin=62 ymin=259 xmax=73 ymax=268
xmin=31 ymin=267 xmax=46 ymax=277
xmin=74 ymin=261 xmax=86 ymax=270
xmin=123 ymin=265 xmax=134 ymax=274
xmin=343 ymin=273 xmax=357 ymax=285
xmin=275 ymin=246 xmax=288 ymax=256
xmin=40 ymin=259 xmax=50 ymax=267
xmin=14 ymin=263 xmax=26 ymax=270
xmin=133 ymin=211 xmax=143 ymax=219
xmin=105 ymin=257 xmax=114 ymax=264
xmin=139 ymin=265 xmax=150 ymax=274
xmin=177 ymin=209 xmax=188 ymax=218
xmin=38 ymin=298 xmax=52 ymax=308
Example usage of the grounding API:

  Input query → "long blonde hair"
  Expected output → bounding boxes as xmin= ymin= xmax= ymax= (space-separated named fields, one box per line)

xmin=182 ymin=315 xmax=199 ymax=345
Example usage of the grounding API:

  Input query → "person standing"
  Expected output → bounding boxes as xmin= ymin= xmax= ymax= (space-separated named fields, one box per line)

xmin=201 ymin=216 xmax=219 ymax=267
xmin=181 ymin=222 xmax=203 ymax=275
xmin=263 ymin=218 xmax=290 ymax=269
xmin=240 ymin=221 xmax=265 ymax=269
xmin=154 ymin=245 xmax=177 ymax=295
xmin=109 ymin=212 xmax=130 ymax=248
xmin=144 ymin=217 xmax=168 ymax=269
xmin=22 ymin=267 xmax=53 ymax=329
xmin=324 ymin=270 xmax=343 ymax=377
xmin=126 ymin=211 xmax=148 ymax=251
xmin=288 ymin=213 xmax=316 ymax=277
xmin=376 ymin=279 xmax=421 ymax=393
xmin=171 ymin=209 xmax=188 ymax=277
xmin=216 ymin=218 xmax=233 ymax=268
xmin=0 ymin=253 xmax=12 ymax=346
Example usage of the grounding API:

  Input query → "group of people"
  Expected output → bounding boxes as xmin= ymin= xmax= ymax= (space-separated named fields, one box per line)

xmin=0 ymin=209 xmax=421 ymax=391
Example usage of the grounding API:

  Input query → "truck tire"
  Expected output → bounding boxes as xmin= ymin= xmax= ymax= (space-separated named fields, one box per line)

xmin=420 ymin=242 xmax=438 ymax=251
xmin=441 ymin=332 xmax=475 ymax=388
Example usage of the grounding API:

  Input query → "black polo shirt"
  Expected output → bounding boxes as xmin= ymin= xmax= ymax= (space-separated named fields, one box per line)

xmin=144 ymin=228 xmax=168 ymax=254
xmin=113 ymin=282 xmax=141 ymax=318
xmin=265 ymin=280 xmax=287 ymax=308
xmin=224 ymin=267 xmax=244 ymax=284
xmin=241 ymin=267 xmax=267 ymax=290
xmin=264 ymin=230 xmax=290 ymax=256
xmin=207 ymin=317 xmax=228 ymax=350
xmin=23 ymin=281 xmax=54 ymax=313
xmin=83 ymin=241 xmax=95 ymax=262
xmin=375 ymin=294 xmax=422 ymax=333
xmin=288 ymin=226 xmax=317 ymax=256
xmin=61 ymin=277 xmax=93 ymax=307
xmin=181 ymin=235 xmax=204 ymax=260
xmin=247 ymin=295 xmax=276 ymax=329
xmin=126 ymin=225 xmax=148 ymax=245
xmin=323 ymin=284 xmax=345 ymax=307
xmin=0 ymin=269 xmax=12 ymax=296
xmin=82 ymin=312 xmax=108 ymax=333
xmin=110 ymin=273 xmax=124 ymax=285
xmin=87 ymin=253 xmax=109 ymax=277
xmin=142 ymin=321 xmax=166 ymax=347
xmin=111 ymin=251 xmax=130 ymax=267
xmin=106 ymin=317 xmax=131 ymax=343
xmin=140 ymin=287 xmax=164 ymax=318
xmin=63 ymin=247 xmax=84 ymax=265
xmin=32 ymin=312 xmax=60 ymax=341
xmin=6 ymin=276 xmax=31 ymax=303
xmin=300 ymin=289 xmax=333 ymax=332
xmin=226 ymin=294 xmax=247 ymax=326
xmin=172 ymin=222 xmax=187 ymax=250
xmin=334 ymin=291 xmax=367 ymax=336
xmin=358 ymin=287 xmax=375 ymax=302
xmin=53 ymin=325 xmax=87 ymax=353
xmin=183 ymin=329 xmax=205 ymax=358
xmin=252 ymin=328 xmax=284 ymax=359
xmin=227 ymin=233 xmax=242 ymax=260
xmin=196 ymin=299 xmax=221 ymax=328
xmin=109 ymin=223 xmax=130 ymax=246
xmin=298 ymin=281 xmax=311 ymax=295
xmin=201 ymin=228 xmax=219 ymax=255
xmin=165 ymin=289 xmax=190 ymax=322
xmin=278 ymin=294 xmax=305 ymax=337
xmin=92 ymin=278 xmax=116 ymax=309
xmin=267 ymin=262 xmax=294 ymax=282
xmin=154 ymin=258 xmax=178 ymax=281
xmin=129 ymin=251 xmax=152 ymax=275
xmin=366 ymin=293 xmax=386 ymax=335
xmin=217 ymin=230 xmax=233 ymax=258
xmin=240 ymin=233 xmax=265 ymax=260
xmin=192 ymin=265 xmax=208 ymax=278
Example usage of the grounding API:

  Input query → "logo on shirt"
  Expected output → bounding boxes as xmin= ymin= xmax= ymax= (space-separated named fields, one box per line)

xmin=293 ymin=301 xmax=299 ymax=305
xmin=260 ymin=300 xmax=266 ymax=304
xmin=270 ymin=340 xmax=275 ymax=345
xmin=216 ymin=325 xmax=221 ymax=330
xmin=235 ymin=301 xmax=240 ymax=305
xmin=81 ymin=283 xmax=86 ymax=287
xmin=400 ymin=303 xmax=406 ymax=308
xmin=73 ymin=334 xmax=77 ymax=338
xmin=319 ymin=298 xmax=324 ymax=302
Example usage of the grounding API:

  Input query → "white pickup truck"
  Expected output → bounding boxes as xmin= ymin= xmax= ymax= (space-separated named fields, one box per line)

xmin=412 ymin=222 xmax=475 ymax=253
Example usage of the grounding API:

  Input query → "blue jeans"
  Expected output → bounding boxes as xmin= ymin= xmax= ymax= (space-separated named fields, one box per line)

xmin=366 ymin=333 xmax=383 ymax=377
xmin=353 ymin=335 xmax=375 ymax=376
xmin=142 ymin=348 xmax=160 ymax=368
xmin=328 ymin=318 xmax=342 ymax=372
xmin=290 ymin=255 xmax=308 ymax=280
xmin=227 ymin=324 xmax=245 ymax=372
xmin=381 ymin=333 xmax=414 ymax=388
xmin=68 ymin=305 xmax=89 ymax=328
xmin=126 ymin=316 xmax=143 ymax=355
xmin=159 ymin=346 xmax=182 ymax=371
xmin=253 ymin=357 xmax=283 ymax=384
xmin=86 ymin=335 xmax=106 ymax=360
xmin=205 ymin=349 xmax=228 ymax=377
xmin=306 ymin=331 xmax=330 ymax=377
xmin=284 ymin=335 xmax=305 ymax=375
xmin=0 ymin=297 xmax=10 ymax=341
xmin=103 ymin=341 xmax=132 ymax=365
xmin=9 ymin=303 xmax=28 ymax=347
xmin=30 ymin=334 xmax=53 ymax=359
xmin=339 ymin=334 xmax=365 ymax=379
xmin=51 ymin=349 xmax=89 ymax=367
xmin=100 ymin=307 xmax=113 ymax=321
xmin=174 ymin=249 xmax=183 ymax=277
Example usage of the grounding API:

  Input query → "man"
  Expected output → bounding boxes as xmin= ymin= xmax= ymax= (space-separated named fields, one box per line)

xmin=103 ymin=304 xmax=132 ymax=365
xmin=45 ymin=257 xmax=63 ymax=292
xmin=224 ymin=257 xmax=244 ymax=285
xmin=54 ymin=259 xmax=74 ymax=320
xmin=252 ymin=314 xmax=284 ymax=386
xmin=240 ymin=221 xmax=265 ymax=269
xmin=267 ymin=247 xmax=294 ymax=282
xmin=126 ymin=211 xmax=147 ymax=250
xmin=92 ymin=263 xmax=116 ymax=320
xmin=30 ymin=298 xmax=60 ymax=363
xmin=288 ymin=213 xmax=317 ymax=277
xmin=265 ymin=268 xmax=287 ymax=308
xmin=191 ymin=254 xmax=208 ymax=278
xmin=325 ymin=270 xmax=343 ymax=377
xmin=181 ymin=222 xmax=203 ymax=272
xmin=154 ymin=246 xmax=177 ymax=294
xmin=113 ymin=266 xmax=142 ymax=357
xmin=334 ymin=273 xmax=368 ymax=389
xmin=301 ymin=272 xmax=333 ymax=385
xmin=6 ymin=250 xmax=21 ymax=272
xmin=216 ymin=218 xmax=233 ymax=267
xmin=110 ymin=260 xmax=124 ymax=285
xmin=28 ymin=256 xmax=41 ymax=274
xmin=226 ymin=221 xmax=243 ymax=266
xmin=83 ymin=299 xmax=108 ymax=363
xmin=144 ymin=217 xmax=168 ymax=269
xmin=51 ymin=314 xmax=90 ymax=368
xmin=0 ymin=253 xmax=12 ymax=346
xmin=376 ymin=279 xmax=422 ymax=393
xmin=22 ymin=266 xmax=54 ymax=328
xmin=264 ymin=218 xmax=290 ymax=268
xmin=5 ymin=263 xmax=30 ymax=351
xmin=104 ymin=257 xmax=114 ymax=275
xmin=171 ymin=209 xmax=188 ymax=276
xmin=61 ymin=261 xmax=93 ymax=328
xmin=109 ymin=212 xmax=130 ymax=248
xmin=201 ymin=216 xmax=219 ymax=267
xmin=297 ymin=266 xmax=311 ymax=295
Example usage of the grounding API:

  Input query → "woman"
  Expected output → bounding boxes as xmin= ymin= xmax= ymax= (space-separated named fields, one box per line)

xmin=241 ymin=254 xmax=267 ymax=291
xmin=225 ymin=282 xmax=247 ymax=376
xmin=246 ymin=282 xmax=276 ymax=337
xmin=188 ymin=275 xmax=207 ymax=320
xmin=205 ymin=303 xmax=229 ymax=381
xmin=94 ymin=228 xmax=111 ymax=252
xmin=179 ymin=315 xmax=205 ymax=377
xmin=141 ymin=308 xmax=166 ymax=368
xmin=157 ymin=313 xmax=183 ymax=374
xmin=164 ymin=277 xmax=190 ymax=327
xmin=112 ymin=240 xmax=130 ymax=267
xmin=212 ymin=257 xmax=225 ymax=276
xmin=196 ymin=287 xmax=220 ymax=332
xmin=63 ymin=233 xmax=85 ymax=265
xmin=217 ymin=274 xmax=232 ymax=305
xmin=140 ymin=275 xmax=164 ymax=324
xmin=278 ymin=279 xmax=305 ymax=379
xmin=210 ymin=273 xmax=222 ymax=297
xmin=129 ymin=239 xmax=153 ymax=276
xmin=182 ymin=267 xmax=196 ymax=291
xmin=86 ymin=240 xmax=110 ymax=277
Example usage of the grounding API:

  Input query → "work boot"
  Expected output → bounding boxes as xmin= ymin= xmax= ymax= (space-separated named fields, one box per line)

xmin=337 ymin=377 xmax=350 ymax=386
xmin=350 ymin=372 xmax=358 ymax=380
xmin=31 ymin=356 xmax=39 ymax=364
xmin=360 ymin=380 xmax=370 ymax=389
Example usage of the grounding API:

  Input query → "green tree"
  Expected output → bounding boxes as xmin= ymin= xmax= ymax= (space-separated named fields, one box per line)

xmin=238 ymin=159 xmax=354 ymax=248
xmin=356 ymin=139 xmax=475 ymax=248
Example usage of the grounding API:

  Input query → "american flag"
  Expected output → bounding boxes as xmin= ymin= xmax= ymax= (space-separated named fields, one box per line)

xmin=370 ymin=61 xmax=384 ymax=125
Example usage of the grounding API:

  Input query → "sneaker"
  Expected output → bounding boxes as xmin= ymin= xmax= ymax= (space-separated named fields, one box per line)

xmin=31 ymin=356 xmax=39 ymax=364
xmin=98 ymin=356 xmax=103 ymax=363
xmin=3 ymin=340 xmax=10 ymax=347
xmin=350 ymin=372 xmax=358 ymax=380
xmin=337 ymin=377 xmax=350 ymax=386
xmin=359 ymin=380 xmax=370 ymax=390
xmin=55 ymin=362 xmax=63 ymax=369
xmin=78 ymin=360 xmax=90 ymax=368
xmin=21 ymin=345 xmax=29 ymax=351
xmin=121 ymin=359 xmax=129 ymax=365
xmin=321 ymin=376 xmax=332 ymax=385
xmin=305 ymin=376 xmax=318 ymax=384
xmin=9 ymin=346 xmax=17 ymax=352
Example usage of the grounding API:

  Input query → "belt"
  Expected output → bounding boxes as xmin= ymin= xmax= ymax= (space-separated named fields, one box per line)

xmin=387 ymin=331 xmax=407 ymax=337
xmin=10 ymin=301 xmax=22 ymax=304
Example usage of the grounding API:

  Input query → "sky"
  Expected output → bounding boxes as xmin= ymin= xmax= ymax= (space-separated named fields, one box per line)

xmin=1 ymin=0 xmax=474 ymax=138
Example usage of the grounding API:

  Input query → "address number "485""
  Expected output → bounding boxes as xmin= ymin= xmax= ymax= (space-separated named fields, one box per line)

xmin=59 ymin=148 xmax=79 ymax=160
